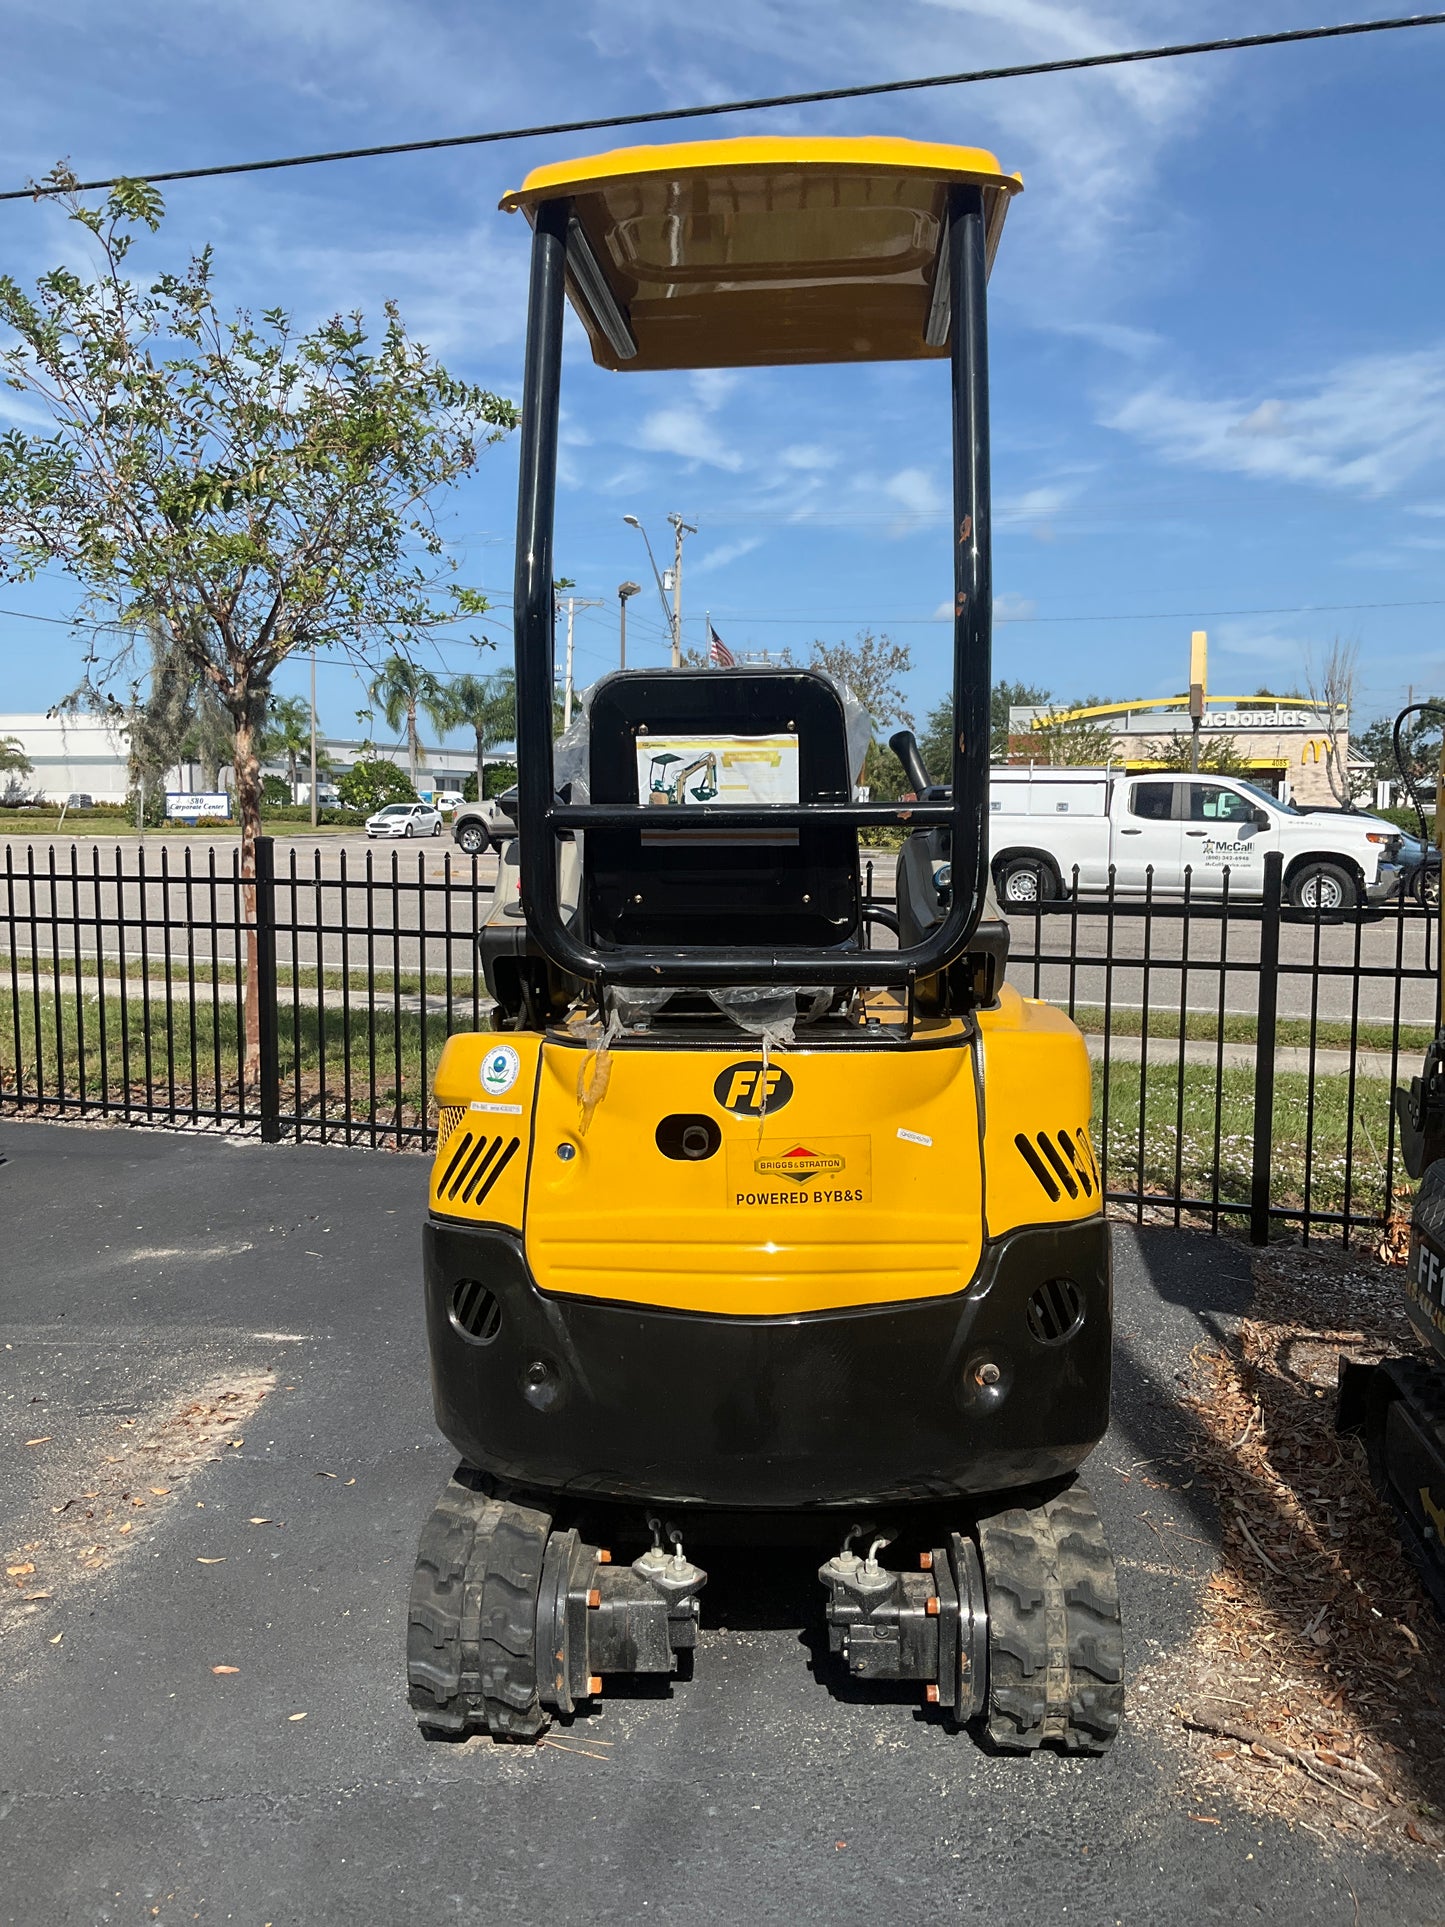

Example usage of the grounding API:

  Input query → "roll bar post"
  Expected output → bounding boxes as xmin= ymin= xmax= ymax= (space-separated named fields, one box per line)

xmin=513 ymin=186 xmax=993 ymax=988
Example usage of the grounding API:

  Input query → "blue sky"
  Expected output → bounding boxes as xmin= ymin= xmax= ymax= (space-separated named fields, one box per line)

xmin=1 ymin=0 xmax=1443 ymax=750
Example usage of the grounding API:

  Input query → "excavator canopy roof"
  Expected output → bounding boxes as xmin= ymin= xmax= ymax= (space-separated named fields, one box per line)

xmin=500 ymin=136 xmax=1020 ymax=372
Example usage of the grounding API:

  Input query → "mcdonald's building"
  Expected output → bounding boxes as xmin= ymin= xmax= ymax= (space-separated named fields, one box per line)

xmin=1006 ymin=696 xmax=1359 ymax=807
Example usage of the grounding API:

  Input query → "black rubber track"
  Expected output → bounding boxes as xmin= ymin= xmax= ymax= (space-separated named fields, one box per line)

xmin=477 ymin=1502 xmax=552 ymax=1739
xmin=407 ymin=1480 xmax=553 ymax=1741
xmin=976 ymin=1482 xmax=1124 ymax=1754
xmin=406 ymin=1477 xmax=497 ymax=1736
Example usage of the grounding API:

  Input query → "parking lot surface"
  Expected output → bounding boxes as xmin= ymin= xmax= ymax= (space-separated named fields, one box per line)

xmin=2 ymin=1118 xmax=1439 ymax=1925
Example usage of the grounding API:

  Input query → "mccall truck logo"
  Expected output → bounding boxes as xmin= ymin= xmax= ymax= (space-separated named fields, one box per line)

xmin=726 ymin=1135 xmax=871 ymax=1208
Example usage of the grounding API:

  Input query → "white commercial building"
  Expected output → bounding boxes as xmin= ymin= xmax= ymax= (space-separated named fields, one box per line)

xmin=0 ymin=712 xmax=508 ymax=807
xmin=0 ymin=711 xmax=133 ymax=804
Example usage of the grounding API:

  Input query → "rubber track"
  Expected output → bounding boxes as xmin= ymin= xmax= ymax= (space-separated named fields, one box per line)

xmin=976 ymin=1482 xmax=1124 ymax=1754
xmin=477 ymin=1503 xmax=551 ymax=1739
xmin=406 ymin=1476 xmax=494 ymax=1734
xmin=406 ymin=1480 xmax=551 ymax=1741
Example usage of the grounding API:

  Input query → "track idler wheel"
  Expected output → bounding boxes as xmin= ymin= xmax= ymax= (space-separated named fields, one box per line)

xmin=976 ymin=1483 xmax=1124 ymax=1753
xmin=407 ymin=1478 xmax=706 ymax=1741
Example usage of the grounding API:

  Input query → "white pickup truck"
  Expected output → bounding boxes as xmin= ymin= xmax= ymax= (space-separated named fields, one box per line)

xmin=988 ymin=767 xmax=1403 ymax=912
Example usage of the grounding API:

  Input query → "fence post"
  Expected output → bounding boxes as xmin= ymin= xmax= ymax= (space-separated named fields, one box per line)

xmin=1249 ymin=850 xmax=1283 ymax=1245
xmin=254 ymin=834 xmax=282 ymax=1144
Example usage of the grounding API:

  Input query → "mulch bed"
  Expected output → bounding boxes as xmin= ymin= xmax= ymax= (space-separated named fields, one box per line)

xmin=1169 ymin=1233 xmax=1444 ymax=1858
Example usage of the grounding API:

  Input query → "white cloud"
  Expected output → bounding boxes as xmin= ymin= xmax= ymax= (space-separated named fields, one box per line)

xmin=694 ymin=535 xmax=766 ymax=574
xmin=635 ymin=404 xmax=744 ymax=471
xmin=780 ymin=444 xmax=838 ymax=472
xmin=884 ymin=467 xmax=944 ymax=516
xmin=995 ymin=593 xmax=1040 ymax=623
xmin=1106 ymin=346 xmax=1445 ymax=498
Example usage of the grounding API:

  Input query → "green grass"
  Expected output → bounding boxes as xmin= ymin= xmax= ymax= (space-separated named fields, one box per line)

xmin=1068 ymin=1002 xmax=1431 ymax=1055
xmin=0 ymin=950 xmax=476 ymax=1000
xmin=1095 ymin=1055 xmax=1404 ymax=1222
xmin=0 ymin=984 xmax=469 ymax=1133
xmin=0 ymin=979 xmax=1413 ymax=1220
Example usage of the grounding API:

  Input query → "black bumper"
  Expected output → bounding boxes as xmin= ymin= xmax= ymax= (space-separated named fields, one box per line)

xmin=423 ymin=1217 xmax=1112 ymax=1510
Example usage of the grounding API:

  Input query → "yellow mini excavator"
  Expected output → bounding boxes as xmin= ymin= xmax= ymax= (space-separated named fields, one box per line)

xmin=407 ymin=136 xmax=1124 ymax=1751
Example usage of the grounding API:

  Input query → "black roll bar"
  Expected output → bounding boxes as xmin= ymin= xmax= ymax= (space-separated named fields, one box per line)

xmin=513 ymin=184 xmax=993 ymax=989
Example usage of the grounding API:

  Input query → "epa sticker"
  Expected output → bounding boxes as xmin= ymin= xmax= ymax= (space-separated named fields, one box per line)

xmin=480 ymin=1044 xmax=521 ymax=1097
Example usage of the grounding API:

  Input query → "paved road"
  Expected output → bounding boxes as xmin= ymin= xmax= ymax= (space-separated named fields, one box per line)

xmin=2 ymin=1117 xmax=1437 ymax=1925
xmin=3 ymin=833 xmax=1437 ymax=1027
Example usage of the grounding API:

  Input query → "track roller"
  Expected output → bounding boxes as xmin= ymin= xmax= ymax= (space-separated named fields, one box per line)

xmin=817 ymin=1481 xmax=1123 ymax=1752
xmin=407 ymin=1476 xmax=706 ymax=1741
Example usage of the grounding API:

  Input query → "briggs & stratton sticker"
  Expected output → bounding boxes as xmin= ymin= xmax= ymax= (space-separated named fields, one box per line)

xmin=726 ymin=1135 xmax=871 ymax=1207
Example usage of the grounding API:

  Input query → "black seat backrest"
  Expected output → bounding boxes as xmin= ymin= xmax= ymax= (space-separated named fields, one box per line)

xmin=584 ymin=669 xmax=861 ymax=953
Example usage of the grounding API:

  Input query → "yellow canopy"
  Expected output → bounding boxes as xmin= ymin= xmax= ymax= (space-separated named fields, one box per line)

xmin=500 ymin=136 xmax=1021 ymax=372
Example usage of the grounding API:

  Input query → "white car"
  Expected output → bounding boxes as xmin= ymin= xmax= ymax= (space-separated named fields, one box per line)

xmin=365 ymin=801 xmax=443 ymax=840
xmin=431 ymin=791 xmax=466 ymax=817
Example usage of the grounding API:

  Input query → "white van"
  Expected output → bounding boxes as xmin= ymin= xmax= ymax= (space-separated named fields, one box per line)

xmin=988 ymin=767 xmax=1403 ymax=912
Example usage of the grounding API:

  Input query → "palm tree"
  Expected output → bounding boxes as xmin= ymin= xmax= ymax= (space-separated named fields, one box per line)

xmin=261 ymin=694 xmax=313 ymax=803
xmin=439 ymin=670 xmax=516 ymax=794
xmin=368 ymin=654 xmax=447 ymax=786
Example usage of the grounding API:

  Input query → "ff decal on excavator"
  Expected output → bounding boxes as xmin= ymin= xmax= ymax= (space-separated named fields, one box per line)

xmin=714 ymin=1062 xmax=794 ymax=1116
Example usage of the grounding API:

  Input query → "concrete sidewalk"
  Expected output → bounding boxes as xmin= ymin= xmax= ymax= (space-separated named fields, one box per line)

xmin=1 ymin=1118 xmax=1436 ymax=1925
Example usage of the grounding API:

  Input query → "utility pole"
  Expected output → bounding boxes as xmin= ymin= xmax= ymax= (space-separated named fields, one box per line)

xmin=666 ymin=513 xmax=698 ymax=669
xmin=563 ymin=596 xmax=604 ymax=728
xmin=617 ymin=581 xmax=641 ymax=670
xmin=309 ymin=646 xmax=318 ymax=831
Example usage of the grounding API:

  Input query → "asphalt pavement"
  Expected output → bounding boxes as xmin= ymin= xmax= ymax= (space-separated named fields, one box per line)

xmin=1 ymin=1118 xmax=1440 ymax=1926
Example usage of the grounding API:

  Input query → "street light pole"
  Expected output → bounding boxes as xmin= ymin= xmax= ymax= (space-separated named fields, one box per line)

xmin=617 ymin=580 xmax=641 ymax=670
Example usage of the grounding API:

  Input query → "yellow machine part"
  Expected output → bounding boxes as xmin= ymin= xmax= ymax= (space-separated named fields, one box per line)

xmin=430 ymin=983 xmax=1099 ymax=1319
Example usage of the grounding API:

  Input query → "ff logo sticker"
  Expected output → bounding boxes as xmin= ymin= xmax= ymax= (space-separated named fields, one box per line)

xmin=714 ymin=1061 xmax=794 ymax=1116
xmin=480 ymin=1043 xmax=521 ymax=1097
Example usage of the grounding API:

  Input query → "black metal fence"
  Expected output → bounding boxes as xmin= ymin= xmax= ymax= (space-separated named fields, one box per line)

xmin=2 ymin=837 xmax=1437 ymax=1244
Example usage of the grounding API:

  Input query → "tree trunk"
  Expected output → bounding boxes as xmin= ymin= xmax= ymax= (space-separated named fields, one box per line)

xmin=475 ymin=725 xmax=485 ymax=798
xmin=288 ymin=748 xmax=298 ymax=805
xmin=233 ymin=703 xmax=265 ymax=1087
xmin=407 ymin=698 xmax=418 ymax=785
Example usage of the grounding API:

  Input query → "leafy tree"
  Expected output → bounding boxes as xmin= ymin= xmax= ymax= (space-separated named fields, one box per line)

xmin=1025 ymin=706 xmax=1120 ymax=767
xmin=438 ymin=670 xmax=516 ymax=794
xmin=920 ymin=679 xmax=1053 ymax=777
xmin=337 ymin=758 xmax=417 ymax=812
xmin=0 ymin=733 xmax=35 ymax=806
xmin=1353 ymin=701 xmax=1444 ymax=798
xmin=806 ymin=632 xmax=913 ymax=729
xmin=125 ymin=620 xmax=197 ymax=799
xmin=0 ymin=167 xmax=516 ymax=1065
xmin=181 ymin=683 xmax=236 ymax=792
xmin=1141 ymin=732 xmax=1251 ymax=776
xmin=258 ymin=693 xmax=330 ymax=804
xmin=369 ymin=653 xmax=449 ymax=785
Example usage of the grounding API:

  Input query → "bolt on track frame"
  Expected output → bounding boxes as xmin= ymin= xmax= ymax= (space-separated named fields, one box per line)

xmin=513 ymin=184 xmax=993 ymax=990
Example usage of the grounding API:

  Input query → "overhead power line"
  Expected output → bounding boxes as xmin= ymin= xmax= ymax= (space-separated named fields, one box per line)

xmin=2 ymin=13 xmax=1443 ymax=204
xmin=5 ymin=595 xmax=1444 ymax=639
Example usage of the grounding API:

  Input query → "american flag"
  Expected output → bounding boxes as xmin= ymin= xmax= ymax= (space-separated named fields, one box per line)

xmin=707 ymin=621 xmax=736 ymax=668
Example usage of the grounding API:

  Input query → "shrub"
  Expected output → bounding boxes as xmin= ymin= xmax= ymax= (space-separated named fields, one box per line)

xmin=337 ymin=759 xmax=417 ymax=812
